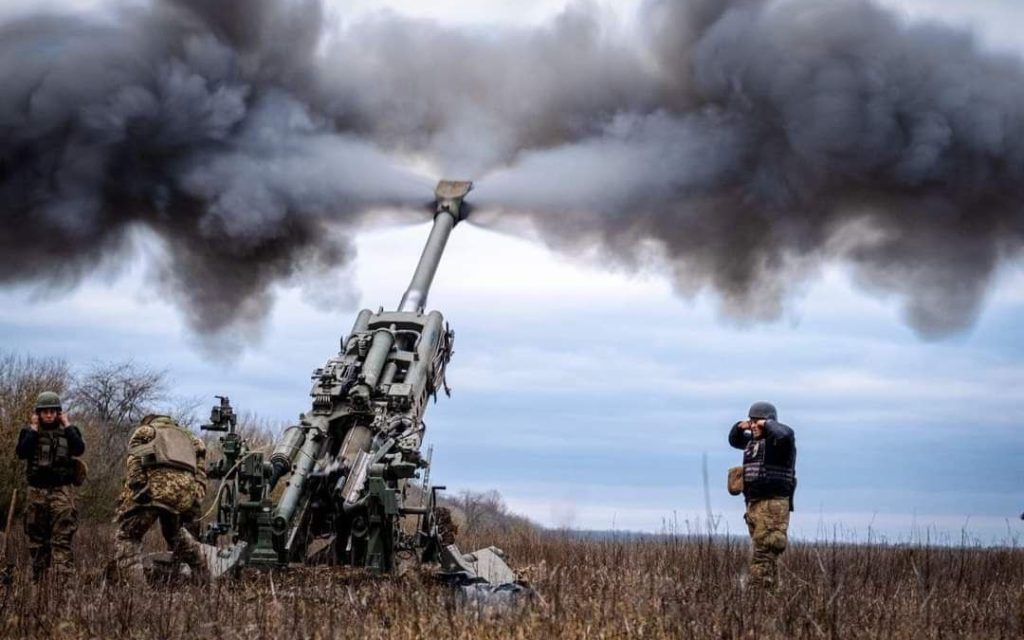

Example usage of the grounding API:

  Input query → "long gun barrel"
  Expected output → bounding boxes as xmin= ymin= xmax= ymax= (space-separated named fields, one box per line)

xmin=199 ymin=178 xmax=524 ymax=589
xmin=398 ymin=180 xmax=472 ymax=312
xmin=203 ymin=180 xmax=471 ymax=574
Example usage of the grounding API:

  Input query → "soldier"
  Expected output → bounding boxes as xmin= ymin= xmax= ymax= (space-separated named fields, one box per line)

xmin=15 ymin=391 xmax=86 ymax=579
xmin=728 ymin=401 xmax=796 ymax=590
xmin=112 ymin=414 xmax=208 ymax=581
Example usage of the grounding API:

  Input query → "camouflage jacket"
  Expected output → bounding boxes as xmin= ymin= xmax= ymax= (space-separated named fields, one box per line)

xmin=119 ymin=417 xmax=207 ymax=516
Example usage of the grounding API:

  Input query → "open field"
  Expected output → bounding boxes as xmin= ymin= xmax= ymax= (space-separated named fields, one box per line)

xmin=0 ymin=526 xmax=1021 ymax=639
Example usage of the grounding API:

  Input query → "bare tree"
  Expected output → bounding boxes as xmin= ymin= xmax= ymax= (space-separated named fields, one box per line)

xmin=455 ymin=489 xmax=520 ymax=535
xmin=66 ymin=361 xmax=172 ymax=520
xmin=167 ymin=395 xmax=204 ymax=430
xmin=67 ymin=361 xmax=167 ymax=432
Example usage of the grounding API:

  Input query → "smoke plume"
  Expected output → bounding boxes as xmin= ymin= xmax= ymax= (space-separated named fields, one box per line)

xmin=472 ymin=0 xmax=1024 ymax=336
xmin=2 ymin=0 xmax=1023 ymax=339
xmin=0 ymin=1 xmax=430 ymax=335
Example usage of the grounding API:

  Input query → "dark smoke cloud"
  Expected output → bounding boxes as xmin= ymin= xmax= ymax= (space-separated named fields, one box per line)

xmin=472 ymin=0 xmax=1024 ymax=336
xmin=315 ymin=3 xmax=656 ymax=175
xmin=3 ymin=0 xmax=1023 ymax=340
xmin=0 ymin=1 xmax=430 ymax=336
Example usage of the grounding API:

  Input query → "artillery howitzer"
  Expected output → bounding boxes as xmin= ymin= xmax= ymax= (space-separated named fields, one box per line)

xmin=198 ymin=181 xmax=520 ymax=588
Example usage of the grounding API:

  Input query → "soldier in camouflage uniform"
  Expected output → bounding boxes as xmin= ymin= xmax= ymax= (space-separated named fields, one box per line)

xmin=113 ymin=414 xmax=208 ymax=581
xmin=15 ymin=391 xmax=86 ymax=579
xmin=728 ymin=401 xmax=797 ymax=590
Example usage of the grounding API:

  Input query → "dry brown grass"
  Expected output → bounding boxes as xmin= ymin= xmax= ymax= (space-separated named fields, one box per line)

xmin=0 ymin=525 xmax=1021 ymax=639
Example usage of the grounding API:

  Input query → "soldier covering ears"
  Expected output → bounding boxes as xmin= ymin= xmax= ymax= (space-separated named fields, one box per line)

xmin=728 ymin=401 xmax=797 ymax=590
xmin=15 ymin=391 xmax=86 ymax=579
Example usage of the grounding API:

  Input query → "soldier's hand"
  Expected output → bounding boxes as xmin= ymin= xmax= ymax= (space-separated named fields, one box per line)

xmin=29 ymin=413 xmax=39 ymax=431
xmin=738 ymin=420 xmax=751 ymax=431
xmin=59 ymin=412 xmax=70 ymax=428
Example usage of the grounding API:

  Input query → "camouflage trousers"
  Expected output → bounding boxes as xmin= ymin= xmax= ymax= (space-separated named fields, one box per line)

xmin=24 ymin=485 xmax=78 ymax=579
xmin=744 ymin=497 xmax=791 ymax=589
xmin=113 ymin=507 xmax=206 ymax=579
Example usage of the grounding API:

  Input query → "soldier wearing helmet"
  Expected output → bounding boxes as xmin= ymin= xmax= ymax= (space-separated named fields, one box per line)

xmin=728 ymin=401 xmax=797 ymax=590
xmin=112 ymin=414 xmax=208 ymax=582
xmin=15 ymin=391 xmax=86 ymax=579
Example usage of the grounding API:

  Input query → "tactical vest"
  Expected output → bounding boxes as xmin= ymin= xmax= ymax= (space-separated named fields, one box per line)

xmin=742 ymin=437 xmax=796 ymax=500
xmin=28 ymin=428 xmax=75 ymax=487
xmin=131 ymin=424 xmax=198 ymax=473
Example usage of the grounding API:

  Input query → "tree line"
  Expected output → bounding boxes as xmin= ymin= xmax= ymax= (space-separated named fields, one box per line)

xmin=0 ymin=351 xmax=536 ymax=535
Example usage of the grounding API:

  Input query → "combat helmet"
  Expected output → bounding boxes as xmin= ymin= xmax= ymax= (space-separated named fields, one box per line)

xmin=35 ymin=391 xmax=62 ymax=411
xmin=747 ymin=401 xmax=777 ymax=421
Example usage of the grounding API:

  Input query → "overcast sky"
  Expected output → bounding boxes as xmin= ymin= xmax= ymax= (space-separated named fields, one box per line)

xmin=1 ymin=0 xmax=1022 ymax=543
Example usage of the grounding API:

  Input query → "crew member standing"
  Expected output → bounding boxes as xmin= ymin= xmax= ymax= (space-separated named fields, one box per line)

xmin=728 ymin=401 xmax=796 ymax=590
xmin=15 ymin=391 xmax=86 ymax=579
